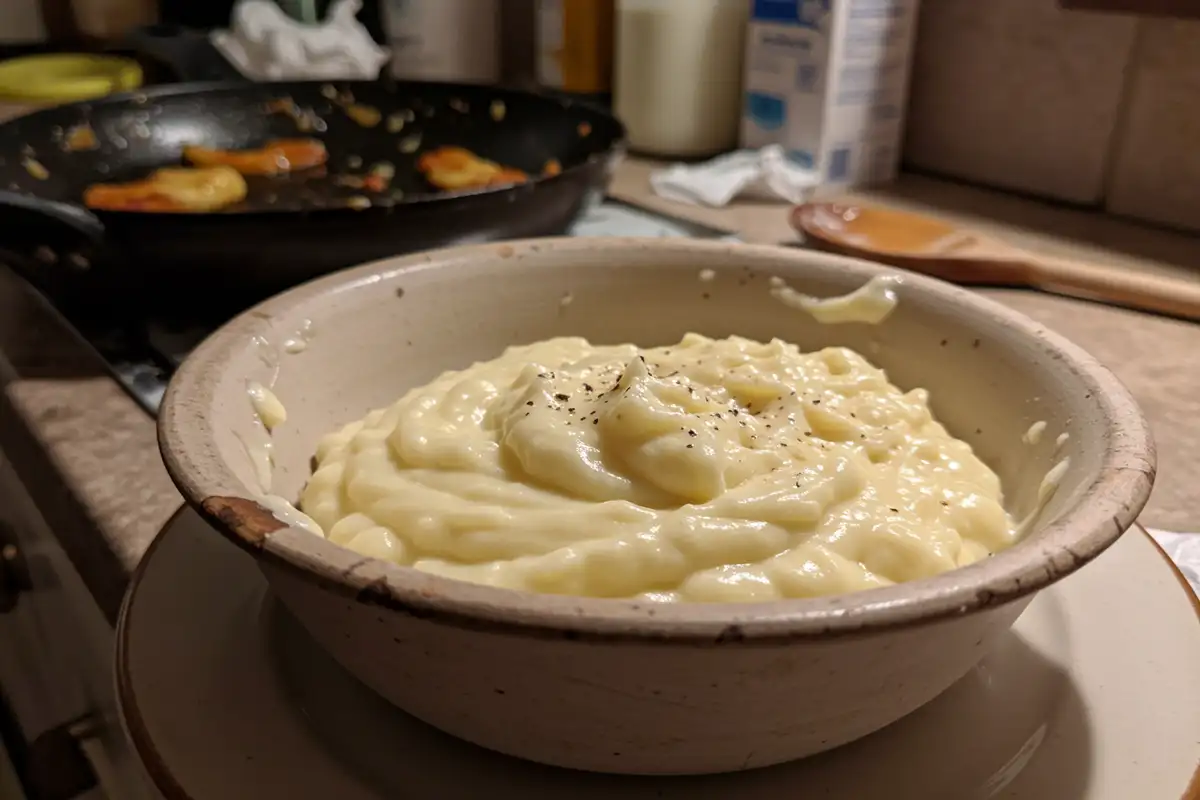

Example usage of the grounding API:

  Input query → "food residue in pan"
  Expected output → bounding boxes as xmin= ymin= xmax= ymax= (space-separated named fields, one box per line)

xmin=83 ymin=166 xmax=248 ymax=212
xmin=82 ymin=139 xmax=329 ymax=212
xmin=63 ymin=123 xmax=99 ymax=152
xmin=22 ymin=156 xmax=48 ymax=180
xmin=578 ymin=121 xmax=592 ymax=137
xmin=490 ymin=100 xmax=506 ymax=121
xmin=344 ymin=104 xmax=382 ymax=128
xmin=365 ymin=162 xmax=395 ymax=192
xmin=386 ymin=111 xmax=411 ymax=133
xmin=448 ymin=98 xmax=469 ymax=113
xmin=398 ymin=134 xmax=422 ymax=154
xmin=264 ymin=96 xmax=327 ymax=133
xmin=335 ymin=161 xmax=395 ymax=193
xmin=318 ymin=84 xmax=382 ymax=128
xmin=182 ymin=139 xmax=328 ymax=176
xmin=416 ymin=147 xmax=569 ymax=191
xmin=417 ymin=146 xmax=528 ymax=191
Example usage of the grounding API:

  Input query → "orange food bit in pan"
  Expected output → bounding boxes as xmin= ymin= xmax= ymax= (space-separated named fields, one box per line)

xmin=183 ymin=139 xmax=328 ymax=176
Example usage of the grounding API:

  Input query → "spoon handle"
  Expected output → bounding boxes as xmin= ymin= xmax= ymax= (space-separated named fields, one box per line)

xmin=1023 ymin=254 xmax=1200 ymax=321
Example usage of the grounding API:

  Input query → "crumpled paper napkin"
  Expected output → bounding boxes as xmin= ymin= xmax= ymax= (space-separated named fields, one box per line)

xmin=649 ymin=145 xmax=820 ymax=208
xmin=1149 ymin=529 xmax=1200 ymax=597
xmin=211 ymin=0 xmax=389 ymax=81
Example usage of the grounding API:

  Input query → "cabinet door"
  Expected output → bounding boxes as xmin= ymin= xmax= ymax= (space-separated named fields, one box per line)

xmin=1061 ymin=0 xmax=1200 ymax=17
xmin=0 ymin=453 xmax=156 ymax=799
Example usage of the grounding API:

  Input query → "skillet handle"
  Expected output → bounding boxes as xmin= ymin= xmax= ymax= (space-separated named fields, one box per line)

xmin=0 ymin=191 xmax=110 ymax=300
xmin=0 ymin=191 xmax=106 ymax=243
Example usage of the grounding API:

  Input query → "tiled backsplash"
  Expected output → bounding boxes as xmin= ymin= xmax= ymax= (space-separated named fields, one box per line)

xmin=1106 ymin=19 xmax=1200 ymax=230
xmin=904 ymin=0 xmax=1200 ymax=232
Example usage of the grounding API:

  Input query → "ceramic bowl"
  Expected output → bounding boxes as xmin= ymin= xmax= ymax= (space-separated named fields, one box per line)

xmin=159 ymin=238 xmax=1155 ymax=776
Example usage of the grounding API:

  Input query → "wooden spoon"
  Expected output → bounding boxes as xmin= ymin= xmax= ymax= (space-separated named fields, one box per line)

xmin=791 ymin=202 xmax=1200 ymax=321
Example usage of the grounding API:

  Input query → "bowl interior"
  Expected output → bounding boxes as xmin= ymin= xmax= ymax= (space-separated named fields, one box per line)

xmin=160 ymin=238 xmax=1152 ymax=633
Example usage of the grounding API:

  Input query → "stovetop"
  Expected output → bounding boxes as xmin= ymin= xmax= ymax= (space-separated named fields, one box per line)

xmin=54 ymin=199 xmax=736 ymax=415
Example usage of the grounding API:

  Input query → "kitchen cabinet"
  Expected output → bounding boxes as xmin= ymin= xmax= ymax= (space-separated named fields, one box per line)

xmin=1061 ymin=0 xmax=1200 ymax=18
xmin=1103 ymin=17 xmax=1200 ymax=232
xmin=904 ymin=0 xmax=1137 ymax=203
xmin=0 ymin=450 xmax=153 ymax=799
xmin=0 ymin=1 xmax=46 ymax=43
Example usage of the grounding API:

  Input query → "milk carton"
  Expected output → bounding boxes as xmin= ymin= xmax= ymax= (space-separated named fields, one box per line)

xmin=741 ymin=0 xmax=920 ymax=188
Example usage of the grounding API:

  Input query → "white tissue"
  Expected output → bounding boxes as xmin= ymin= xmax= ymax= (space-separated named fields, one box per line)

xmin=211 ymin=0 xmax=389 ymax=82
xmin=1149 ymin=529 xmax=1200 ymax=597
xmin=649 ymin=145 xmax=819 ymax=208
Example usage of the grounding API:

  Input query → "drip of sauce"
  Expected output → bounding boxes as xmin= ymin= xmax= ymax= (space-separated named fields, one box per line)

xmin=283 ymin=319 xmax=316 ymax=354
xmin=807 ymin=204 xmax=961 ymax=255
xmin=258 ymin=494 xmax=324 ymax=536
xmin=1055 ymin=432 xmax=1070 ymax=451
xmin=251 ymin=334 xmax=281 ymax=387
xmin=1023 ymin=420 xmax=1047 ymax=445
xmin=248 ymin=381 xmax=287 ymax=431
xmin=770 ymin=274 xmax=901 ymax=324
xmin=1017 ymin=457 xmax=1070 ymax=536
xmin=237 ymin=432 xmax=274 ymax=493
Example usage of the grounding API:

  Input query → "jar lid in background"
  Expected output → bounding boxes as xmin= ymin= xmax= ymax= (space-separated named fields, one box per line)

xmin=0 ymin=54 xmax=144 ymax=105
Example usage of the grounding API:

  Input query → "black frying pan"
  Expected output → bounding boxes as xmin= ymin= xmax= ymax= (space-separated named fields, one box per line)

xmin=0 ymin=80 xmax=625 ymax=316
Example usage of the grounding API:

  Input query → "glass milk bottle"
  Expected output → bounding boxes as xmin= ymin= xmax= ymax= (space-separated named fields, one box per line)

xmin=613 ymin=0 xmax=749 ymax=157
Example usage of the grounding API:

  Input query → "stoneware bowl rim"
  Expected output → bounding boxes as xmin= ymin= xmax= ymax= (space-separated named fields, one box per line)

xmin=158 ymin=237 xmax=1156 ymax=644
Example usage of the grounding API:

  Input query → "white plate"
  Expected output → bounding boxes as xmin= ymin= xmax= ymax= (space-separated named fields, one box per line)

xmin=115 ymin=510 xmax=1200 ymax=799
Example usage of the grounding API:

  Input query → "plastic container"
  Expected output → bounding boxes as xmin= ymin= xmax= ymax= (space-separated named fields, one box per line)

xmin=613 ymin=0 xmax=748 ymax=158
xmin=382 ymin=0 xmax=500 ymax=85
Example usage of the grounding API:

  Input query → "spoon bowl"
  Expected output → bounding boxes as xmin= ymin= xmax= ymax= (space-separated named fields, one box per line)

xmin=792 ymin=202 xmax=1200 ymax=321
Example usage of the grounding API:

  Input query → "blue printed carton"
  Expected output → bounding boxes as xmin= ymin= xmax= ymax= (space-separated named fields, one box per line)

xmin=741 ymin=0 xmax=920 ymax=188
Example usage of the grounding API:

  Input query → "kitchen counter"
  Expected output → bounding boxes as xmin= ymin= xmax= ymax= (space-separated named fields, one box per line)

xmin=2 ymin=160 xmax=1199 ymax=623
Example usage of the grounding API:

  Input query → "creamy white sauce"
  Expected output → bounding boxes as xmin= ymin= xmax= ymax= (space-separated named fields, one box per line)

xmin=247 ymin=382 xmax=287 ymax=432
xmin=237 ymin=430 xmax=274 ymax=494
xmin=251 ymin=334 xmax=281 ymax=387
xmin=559 ymin=292 xmax=574 ymax=308
xmin=241 ymin=336 xmax=290 ymax=496
xmin=1023 ymin=420 xmax=1047 ymax=445
xmin=258 ymin=494 xmax=324 ymax=536
xmin=299 ymin=333 xmax=1017 ymax=602
xmin=698 ymin=268 xmax=716 ymax=282
xmin=1055 ymin=432 xmax=1070 ymax=451
xmin=1017 ymin=457 xmax=1070 ymax=536
xmin=770 ymin=275 xmax=901 ymax=325
xmin=283 ymin=319 xmax=316 ymax=354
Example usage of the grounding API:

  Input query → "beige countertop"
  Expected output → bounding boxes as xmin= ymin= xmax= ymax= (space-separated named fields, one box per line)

xmin=2 ymin=161 xmax=1199 ymax=623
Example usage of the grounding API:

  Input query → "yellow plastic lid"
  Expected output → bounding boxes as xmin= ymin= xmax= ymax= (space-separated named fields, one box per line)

xmin=0 ymin=54 xmax=143 ymax=105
